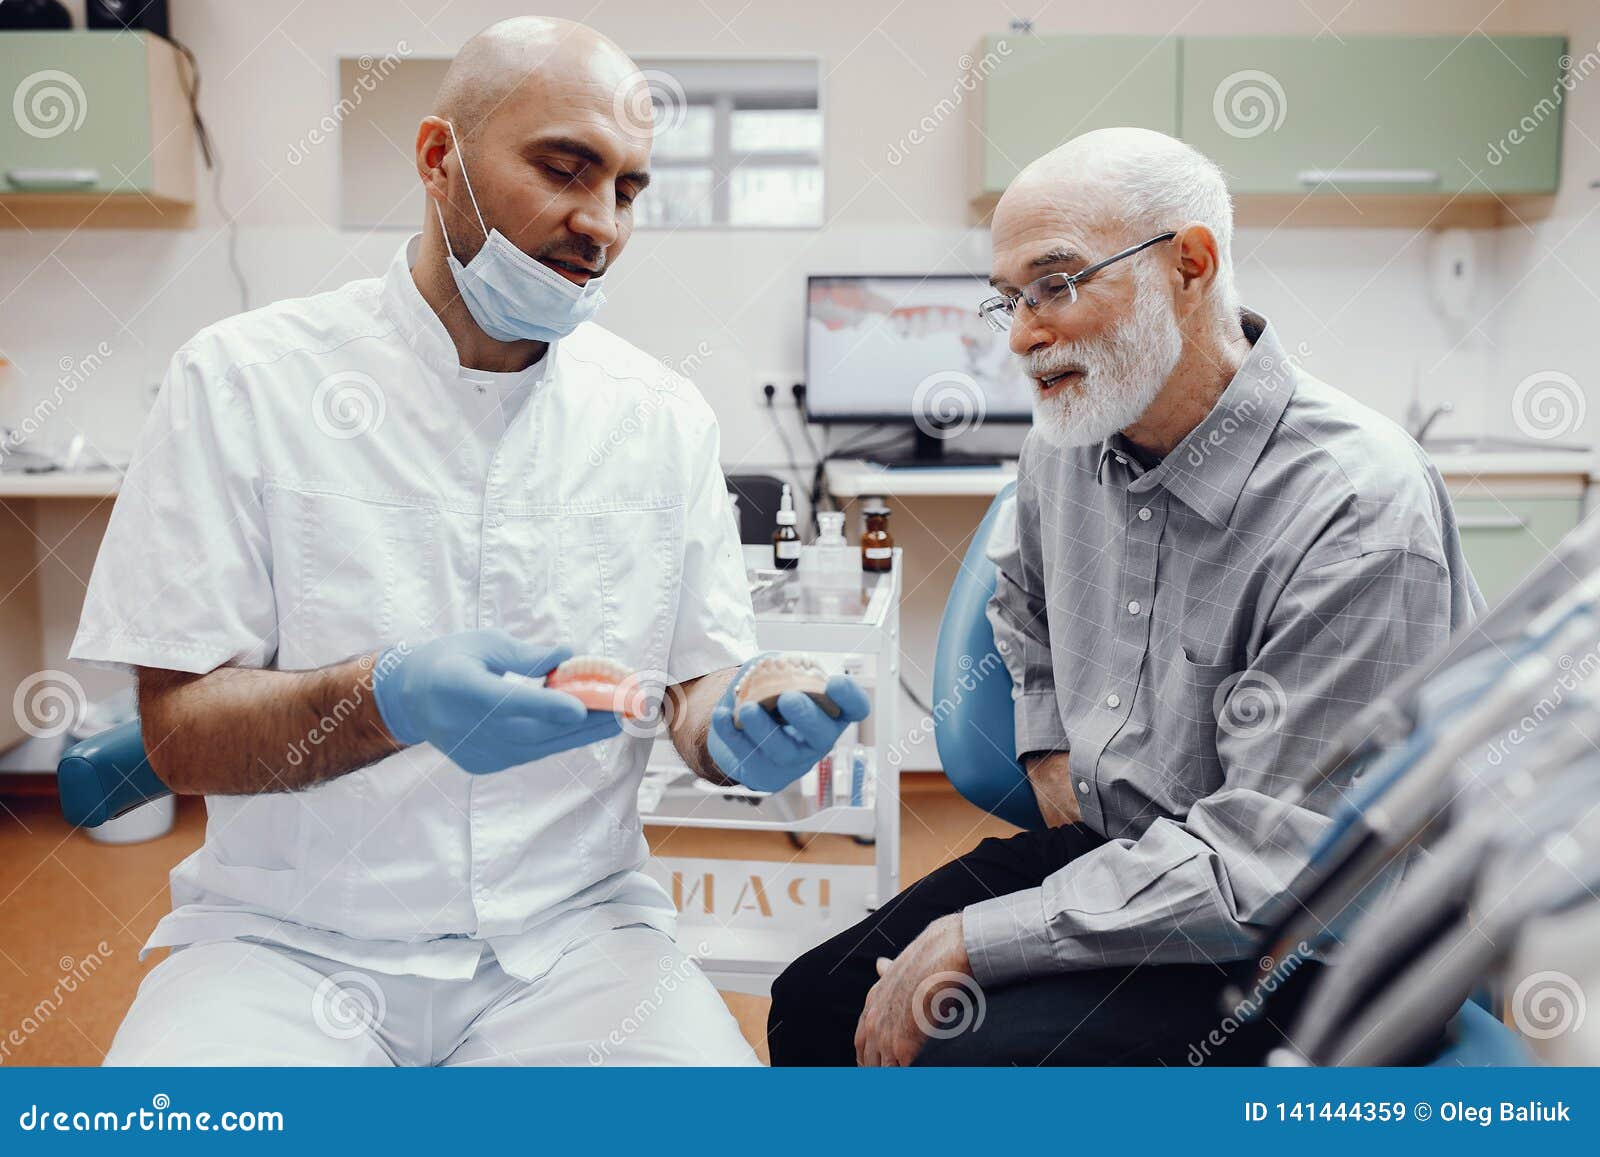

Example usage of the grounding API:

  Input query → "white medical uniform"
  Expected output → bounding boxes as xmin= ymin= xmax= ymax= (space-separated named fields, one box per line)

xmin=71 ymin=236 xmax=760 ymax=1066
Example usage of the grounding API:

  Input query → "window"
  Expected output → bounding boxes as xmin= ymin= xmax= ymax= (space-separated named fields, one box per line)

xmin=632 ymin=57 xmax=823 ymax=229
xmin=332 ymin=54 xmax=822 ymax=231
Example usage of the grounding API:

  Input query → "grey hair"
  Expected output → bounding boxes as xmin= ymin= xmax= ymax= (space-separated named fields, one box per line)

xmin=1110 ymin=143 xmax=1239 ymax=317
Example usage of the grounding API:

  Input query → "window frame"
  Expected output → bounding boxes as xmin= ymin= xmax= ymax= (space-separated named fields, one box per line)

xmin=633 ymin=54 xmax=824 ymax=231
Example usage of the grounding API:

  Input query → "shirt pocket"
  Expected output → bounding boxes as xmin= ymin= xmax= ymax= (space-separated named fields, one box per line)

xmin=505 ymin=499 xmax=686 ymax=675
xmin=495 ymin=499 xmax=686 ymax=879
xmin=1151 ymin=646 xmax=1233 ymax=811
xmin=265 ymin=484 xmax=453 ymax=670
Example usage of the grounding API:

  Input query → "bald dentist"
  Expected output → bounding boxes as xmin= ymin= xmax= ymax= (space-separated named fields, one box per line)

xmin=72 ymin=16 xmax=866 ymax=1067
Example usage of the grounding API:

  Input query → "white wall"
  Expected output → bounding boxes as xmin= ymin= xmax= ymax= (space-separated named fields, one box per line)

xmin=1491 ymin=0 xmax=1600 ymax=448
xmin=0 ymin=0 xmax=1586 ymax=763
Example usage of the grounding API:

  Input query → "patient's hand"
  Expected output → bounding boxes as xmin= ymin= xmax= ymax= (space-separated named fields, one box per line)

xmin=855 ymin=913 xmax=971 ymax=1067
xmin=1026 ymin=751 xmax=1082 ymax=827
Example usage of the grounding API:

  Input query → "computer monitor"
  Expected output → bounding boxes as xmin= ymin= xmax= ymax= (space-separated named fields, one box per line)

xmin=804 ymin=274 xmax=1034 ymax=464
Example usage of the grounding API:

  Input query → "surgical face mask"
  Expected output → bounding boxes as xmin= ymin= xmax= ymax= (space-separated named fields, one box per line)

xmin=1023 ymin=259 xmax=1183 ymax=449
xmin=435 ymin=121 xmax=606 ymax=343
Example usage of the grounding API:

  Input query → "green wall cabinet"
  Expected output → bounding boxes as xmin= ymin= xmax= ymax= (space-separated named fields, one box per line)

xmin=971 ymin=33 xmax=1567 ymax=221
xmin=1179 ymin=36 xmax=1566 ymax=197
xmin=0 ymin=31 xmax=193 ymax=226
xmin=1452 ymin=496 xmax=1583 ymax=605
xmin=971 ymin=34 xmax=1179 ymax=205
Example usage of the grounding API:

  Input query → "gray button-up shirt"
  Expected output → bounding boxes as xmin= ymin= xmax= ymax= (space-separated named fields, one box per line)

xmin=965 ymin=310 xmax=1483 ymax=986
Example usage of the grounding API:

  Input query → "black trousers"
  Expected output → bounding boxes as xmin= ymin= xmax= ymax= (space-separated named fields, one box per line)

xmin=768 ymin=824 xmax=1326 ymax=1066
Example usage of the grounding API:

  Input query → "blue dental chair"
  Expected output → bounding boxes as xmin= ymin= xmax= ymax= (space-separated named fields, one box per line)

xmin=56 ymin=718 xmax=166 ymax=829
xmin=929 ymin=482 xmax=1533 ymax=1067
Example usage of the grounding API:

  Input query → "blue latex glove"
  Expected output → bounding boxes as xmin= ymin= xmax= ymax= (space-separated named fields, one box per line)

xmin=708 ymin=655 xmax=871 ymax=792
xmin=373 ymin=629 xmax=622 ymax=774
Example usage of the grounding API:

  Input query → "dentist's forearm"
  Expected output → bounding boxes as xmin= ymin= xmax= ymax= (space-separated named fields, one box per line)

xmin=135 ymin=657 xmax=403 ymax=796
xmin=665 ymin=667 xmax=737 ymax=785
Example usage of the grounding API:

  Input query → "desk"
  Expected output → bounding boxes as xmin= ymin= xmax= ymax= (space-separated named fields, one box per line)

xmin=823 ymin=458 xmax=1016 ymax=499
xmin=0 ymin=469 xmax=123 ymax=499
xmin=0 ymin=470 xmax=124 ymax=752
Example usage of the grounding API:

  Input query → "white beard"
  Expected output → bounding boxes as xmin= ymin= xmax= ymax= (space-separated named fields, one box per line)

xmin=1025 ymin=262 xmax=1184 ymax=450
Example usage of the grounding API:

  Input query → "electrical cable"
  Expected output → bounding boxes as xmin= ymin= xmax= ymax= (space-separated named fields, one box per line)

xmin=169 ymin=35 xmax=251 ymax=313
xmin=761 ymin=391 xmax=811 ymax=503
xmin=899 ymin=675 xmax=933 ymax=717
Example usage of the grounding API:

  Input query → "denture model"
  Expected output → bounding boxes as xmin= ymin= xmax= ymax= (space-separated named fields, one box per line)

xmin=545 ymin=655 xmax=651 ymax=719
xmin=732 ymin=653 xmax=842 ymax=729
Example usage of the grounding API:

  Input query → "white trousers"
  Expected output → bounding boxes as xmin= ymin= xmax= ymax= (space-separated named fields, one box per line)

xmin=105 ymin=926 xmax=758 ymax=1066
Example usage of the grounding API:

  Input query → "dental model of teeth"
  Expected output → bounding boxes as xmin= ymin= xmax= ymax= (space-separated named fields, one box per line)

xmin=732 ymin=653 xmax=842 ymax=729
xmin=544 ymin=655 xmax=650 ymax=719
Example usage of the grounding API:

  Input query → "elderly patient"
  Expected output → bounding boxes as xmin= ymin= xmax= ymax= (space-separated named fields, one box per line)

xmin=769 ymin=128 xmax=1483 ymax=1067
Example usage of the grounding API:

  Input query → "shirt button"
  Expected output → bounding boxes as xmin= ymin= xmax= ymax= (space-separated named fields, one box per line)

xmin=1115 ymin=455 xmax=1127 ymax=466
xmin=1127 ymin=600 xmax=1141 ymax=615
xmin=1077 ymin=780 xmax=1088 ymax=794
xmin=487 ymin=513 xmax=505 ymax=528
xmin=1105 ymin=693 xmax=1121 ymax=709
xmin=1137 ymin=507 xmax=1152 ymax=521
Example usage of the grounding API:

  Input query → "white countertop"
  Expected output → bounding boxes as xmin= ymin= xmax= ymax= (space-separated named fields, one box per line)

xmin=0 ymin=446 xmax=1593 ymax=505
xmin=0 ymin=468 xmax=123 ymax=499
xmin=1424 ymin=449 xmax=1596 ymax=478
xmin=827 ymin=448 xmax=1597 ymax=500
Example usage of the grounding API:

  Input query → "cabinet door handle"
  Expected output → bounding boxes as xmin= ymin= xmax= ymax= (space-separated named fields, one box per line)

xmin=1458 ymin=513 xmax=1528 ymax=531
xmin=5 ymin=167 xmax=101 ymax=190
xmin=1297 ymin=168 xmax=1440 ymax=186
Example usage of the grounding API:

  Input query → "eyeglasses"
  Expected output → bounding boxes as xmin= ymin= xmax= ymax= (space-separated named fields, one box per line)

xmin=979 ymin=231 xmax=1177 ymax=334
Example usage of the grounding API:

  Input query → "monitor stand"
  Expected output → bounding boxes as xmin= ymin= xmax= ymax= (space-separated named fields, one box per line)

xmin=866 ymin=426 xmax=1003 ymax=470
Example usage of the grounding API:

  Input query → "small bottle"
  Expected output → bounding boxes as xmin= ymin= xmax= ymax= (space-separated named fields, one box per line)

xmin=815 ymin=511 xmax=853 ymax=585
xmin=772 ymin=483 xmax=800 ymax=570
xmin=861 ymin=501 xmax=894 ymax=573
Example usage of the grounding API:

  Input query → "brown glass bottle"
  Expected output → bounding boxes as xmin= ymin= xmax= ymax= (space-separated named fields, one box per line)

xmin=860 ymin=503 xmax=893 ymax=572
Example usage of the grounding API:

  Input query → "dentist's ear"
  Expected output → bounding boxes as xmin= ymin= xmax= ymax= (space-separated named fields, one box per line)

xmin=414 ymin=116 xmax=455 ymax=202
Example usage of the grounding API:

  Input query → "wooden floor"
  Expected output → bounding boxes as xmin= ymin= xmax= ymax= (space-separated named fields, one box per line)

xmin=0 ymin=779 xmax=1014 ymax=1066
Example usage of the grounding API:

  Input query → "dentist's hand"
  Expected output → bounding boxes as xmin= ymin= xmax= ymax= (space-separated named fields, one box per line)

xmin=707 ymin=654 xmax=871 ymax=792
xmin=372 ymin=629 xmax=622 ymax=774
